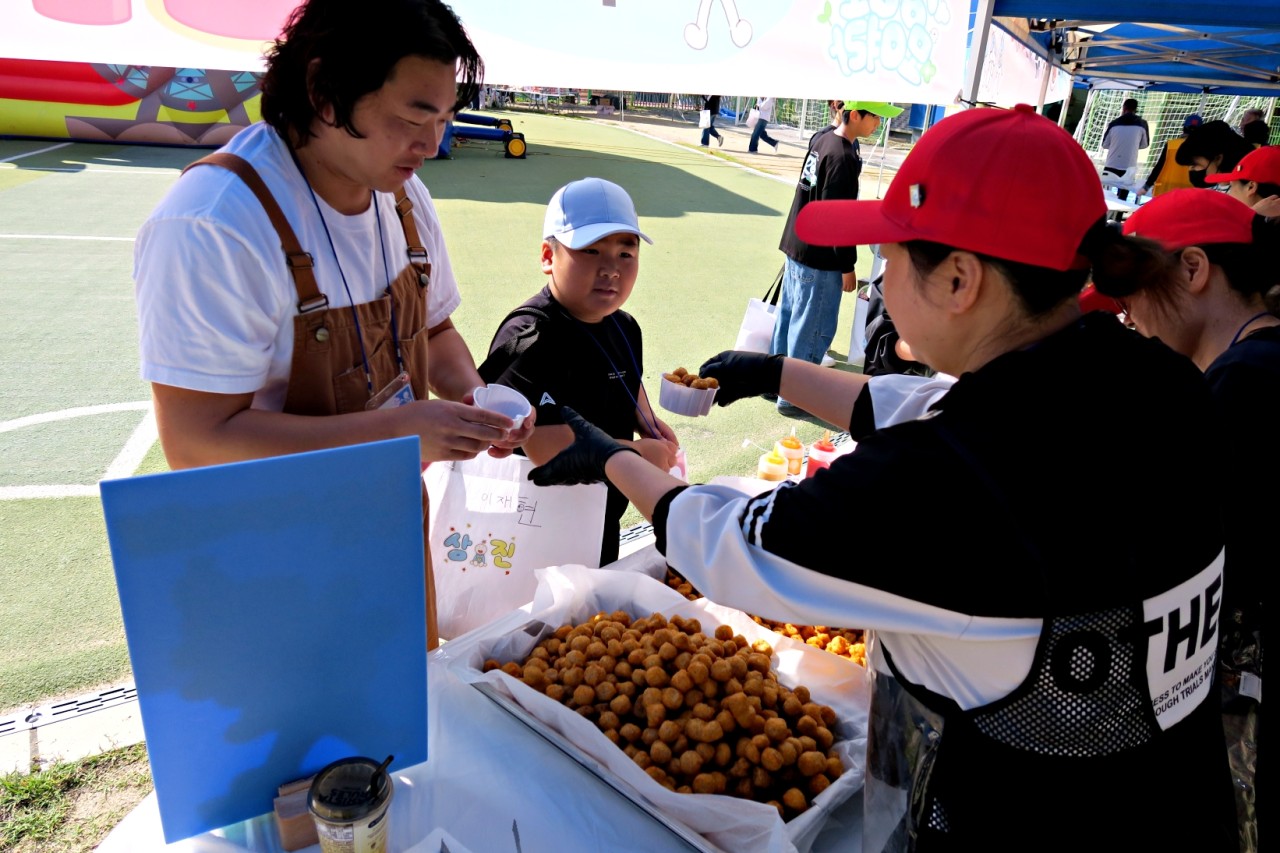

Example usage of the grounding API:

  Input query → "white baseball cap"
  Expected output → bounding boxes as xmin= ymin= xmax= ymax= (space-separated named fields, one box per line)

xmin=543 ymin=177 xmax=653 ymax=250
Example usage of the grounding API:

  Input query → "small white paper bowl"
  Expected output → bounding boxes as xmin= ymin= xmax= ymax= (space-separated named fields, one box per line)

xmin=472 ymin=383 xmax=532 ymax=428
xmin=659 ymin=379 xmax=717 ymax=417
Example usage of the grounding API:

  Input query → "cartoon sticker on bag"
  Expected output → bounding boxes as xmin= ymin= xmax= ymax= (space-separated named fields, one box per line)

xmin=440 ymin=525 xmax=519 ymax=575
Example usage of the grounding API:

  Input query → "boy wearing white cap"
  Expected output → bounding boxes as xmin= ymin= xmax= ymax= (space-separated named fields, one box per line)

xmin=479 ymin=177 xmax=679 ymax=566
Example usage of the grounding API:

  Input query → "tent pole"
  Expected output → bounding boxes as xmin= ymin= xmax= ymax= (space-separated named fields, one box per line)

xmin=961 ymin=0 xmax=997 ymax=106
xmin=875 ymin=119 xmax=890 ymax=199
xmin=1036 ymin=60 xmax=1052 ymax=114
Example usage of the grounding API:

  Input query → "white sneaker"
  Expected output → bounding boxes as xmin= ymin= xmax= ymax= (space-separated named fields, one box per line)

xmin=716 ymin=135 xmax=724 ymax=148
xmin=820 ymin=354 xmax=837 ymax=368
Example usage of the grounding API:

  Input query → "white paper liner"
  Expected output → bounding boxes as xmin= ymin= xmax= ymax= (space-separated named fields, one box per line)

xmin=441 ymin=564 xmax=870 ymax=853
xmin=659 ymin=380 xmax=718 ymax=416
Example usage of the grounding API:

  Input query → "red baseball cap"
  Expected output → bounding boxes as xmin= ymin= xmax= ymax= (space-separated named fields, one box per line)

xmin=1204 ymin=145 xmax=1280 ymax=185
xmin=1121 ymin=188 xmax=1254 ymax=251
xmin=795 ymin=104 xmax=1106 ymax=271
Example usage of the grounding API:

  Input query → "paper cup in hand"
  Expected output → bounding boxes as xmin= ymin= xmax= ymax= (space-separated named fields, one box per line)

xmin=472 ymin=384 xmax=532 ymax=428
xmin=658 ymin=379 xmax=718 ymax=417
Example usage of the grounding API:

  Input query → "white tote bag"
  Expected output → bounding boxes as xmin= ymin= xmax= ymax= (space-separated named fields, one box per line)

xmin=747 ymin=107 xmax=761 ymax=126
xmin=732 ymin=266 xmax=782 ymax=353
xmin=425 ymin=454 xmax=606 ymax=639
xmin=697 ymin=108 xmax=712 ymax=129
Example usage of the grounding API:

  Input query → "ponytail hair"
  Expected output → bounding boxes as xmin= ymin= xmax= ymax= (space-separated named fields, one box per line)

xmin=1081 ymin=218 xmax=1180 ymax=303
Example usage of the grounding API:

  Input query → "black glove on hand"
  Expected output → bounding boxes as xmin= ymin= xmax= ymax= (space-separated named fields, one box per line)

xmin=698 ymin=350 xmax=784 ymax=406
xmin=527 ymin=407 xmax=640 ymax=487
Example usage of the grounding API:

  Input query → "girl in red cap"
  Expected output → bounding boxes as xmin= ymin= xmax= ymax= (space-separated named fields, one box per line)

xmin=1116 ymin=188 xmax=1276 ymax=853
xmin=527 ymin=105 xmax=1237 ymax=851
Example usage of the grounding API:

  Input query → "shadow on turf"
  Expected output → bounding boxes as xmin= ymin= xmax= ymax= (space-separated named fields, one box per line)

xmin=424 ymin=138 xmax=780 ymax=219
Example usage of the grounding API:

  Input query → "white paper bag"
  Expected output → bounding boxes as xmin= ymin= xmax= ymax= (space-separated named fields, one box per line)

xmin=733 ymin=297 xmax=778 ymax=353
xmin=425 ymin=455 xmax=606 ymax=639
xmin=698 ymin=108 xmax=712 ymax=129
xmin=748 ymin=107 xmax=761 ymax=125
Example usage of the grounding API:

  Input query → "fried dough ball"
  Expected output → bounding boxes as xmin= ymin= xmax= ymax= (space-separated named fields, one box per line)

xmin=497 ymin=609 xmax=846 ymax=818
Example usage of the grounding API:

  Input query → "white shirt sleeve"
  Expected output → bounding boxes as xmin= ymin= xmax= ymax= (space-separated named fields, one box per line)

xmin=867 ymin=373 xmax=956 ymax=428
xmin=134 ymin=214 xmax=290 ymax=394
xmin=406 ymin=179 xmax=461 ymax=328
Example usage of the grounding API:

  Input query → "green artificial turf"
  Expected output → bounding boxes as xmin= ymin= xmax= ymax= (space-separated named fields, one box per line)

xmin=0 ymin=110 xmax=871 ymax=711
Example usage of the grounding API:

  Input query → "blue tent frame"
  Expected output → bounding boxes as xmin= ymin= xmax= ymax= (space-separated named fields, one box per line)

xmin=966 ymin=0 xmax=1280 ymax=98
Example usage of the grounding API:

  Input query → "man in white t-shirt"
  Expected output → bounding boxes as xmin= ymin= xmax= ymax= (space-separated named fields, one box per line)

xmin=1101 ymin=98 xmax=1150 ymax=201
xmin=133 ymin=0 xmax=533 ymax=647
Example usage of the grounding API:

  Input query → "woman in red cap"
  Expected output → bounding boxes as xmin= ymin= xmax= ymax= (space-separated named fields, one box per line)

xmin=528 ymin=105 xmax=1237 ymax=851
xmin=1115 ymin=188 xmax=1276 ymax=853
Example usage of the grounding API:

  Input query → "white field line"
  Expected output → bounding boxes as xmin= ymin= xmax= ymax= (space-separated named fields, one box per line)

xmin=0 ymin=402 xmax=155 ymax=501
xmin=101 ymin=406 xmax=158 ymax=482
xmin=0 ymin=142 xmax=70 ymax=163
xmin=0 ymin=234 xmax=135 ymax=242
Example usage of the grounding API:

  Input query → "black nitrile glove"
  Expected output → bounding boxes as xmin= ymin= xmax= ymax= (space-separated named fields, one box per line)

xmin=527 ymin=406 xmax=640 ymax=487
xmin=698 ymin=351 xmax=784 ymax=406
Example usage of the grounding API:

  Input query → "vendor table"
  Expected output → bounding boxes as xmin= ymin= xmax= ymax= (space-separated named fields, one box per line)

xmin=98 ymin=636 xmax=865 ymax=853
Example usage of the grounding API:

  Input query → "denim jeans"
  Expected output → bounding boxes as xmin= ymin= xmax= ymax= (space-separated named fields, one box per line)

xmin=770 ymin=257 xmax=842 ymax=406
xmin=701 ymin=116 xmax=722 ymax=146
xmin=748 ymin=118 xmax=777 ymax=152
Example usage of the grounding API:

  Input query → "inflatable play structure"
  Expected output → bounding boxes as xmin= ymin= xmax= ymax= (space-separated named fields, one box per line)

xmin=0 ymin=59 xmax=531 ymax=157
xmin=439 ymin=112 xmax=527 ymax=159
xmin=0 ymin=58 xmax=261 ymax=146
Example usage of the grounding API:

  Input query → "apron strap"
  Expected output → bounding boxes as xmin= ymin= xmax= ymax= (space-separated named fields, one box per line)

xmin=393 ymin=188 xmax=433 ymax=289
xmin=183 ymin=153 xmax=328 ymax=314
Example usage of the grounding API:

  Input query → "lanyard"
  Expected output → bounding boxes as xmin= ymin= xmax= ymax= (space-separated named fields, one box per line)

xmin=1229 ymin=311 xmax=1273 ymax=348
xmin=571 ymin=312 xmax=661 ymax=439
xmin=291 ymin=148 xmax=404 ymax=395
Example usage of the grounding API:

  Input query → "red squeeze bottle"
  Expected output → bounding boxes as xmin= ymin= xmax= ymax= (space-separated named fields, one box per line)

xmin=805 ymin=431 xmax=837 ymax=477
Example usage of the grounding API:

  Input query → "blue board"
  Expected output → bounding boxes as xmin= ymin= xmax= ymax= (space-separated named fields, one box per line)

xmin=99 ymin=437 xmax=428 ymax=843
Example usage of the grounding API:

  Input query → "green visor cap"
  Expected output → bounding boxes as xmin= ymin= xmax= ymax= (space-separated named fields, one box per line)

xmin=844 ymin=101 xmax=904 ymax=118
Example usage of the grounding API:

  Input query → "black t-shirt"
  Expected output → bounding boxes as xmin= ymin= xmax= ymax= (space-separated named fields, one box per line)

xmin=778 ymin=130 xmax=861 ymax=272
xmin=478 ymin=286 xmax=644 ymax=565
xmin=1205 ymin=324 xmax=1278 ymax=678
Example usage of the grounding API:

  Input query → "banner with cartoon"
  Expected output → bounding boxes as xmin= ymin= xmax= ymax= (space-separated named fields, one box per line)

xmin=1 ymin=1 xmax=969 ymax=112
xmin=424 ymin=454 xmax=607 ymax=640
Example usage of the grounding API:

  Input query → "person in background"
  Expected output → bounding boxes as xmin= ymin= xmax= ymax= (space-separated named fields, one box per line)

xmin=131 ymin=0 xmax=534 ymax=650
xmin=1101 ymin=97 xmax=1149 ymax=200
xmin=699 ymin=94 xmax=724 ymax=148
xmin=526 ymin=103 xmax=1237 ymax=851
xmin=1204 ymin=144 xmax=1280 ymax=218
xmin=1142 ymin=113 xmax=1202 ymax=197
xmin=1115 ymin=189 xmax=1275 ymax=853
xmin=1240 ymin=107 xmax=1271 ymax=147
xmin=1176 ymin=120 xmax=1255 ymax=188
xmin=771 ymin=100 xmax=903 ymax=416
xmin=747 ymin=96 xmax=780 ymax=153
xmin=479 ymin=177 xmax=677 ymax=567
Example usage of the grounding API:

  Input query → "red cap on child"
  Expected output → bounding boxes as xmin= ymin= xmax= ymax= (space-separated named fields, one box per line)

xmin=795 ymin=104 xmax=1106 ymax=271
xmin=1121 ymin=188 xmax=1254 ymax=251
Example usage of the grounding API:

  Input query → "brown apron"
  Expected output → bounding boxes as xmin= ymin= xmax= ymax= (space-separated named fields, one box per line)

xmin=184 ymin=152 xmax=440 ymax=649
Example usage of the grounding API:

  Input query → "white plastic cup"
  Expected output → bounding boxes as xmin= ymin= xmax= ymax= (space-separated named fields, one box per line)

xmin=472 ymin=384 xmax=532 ymax=428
